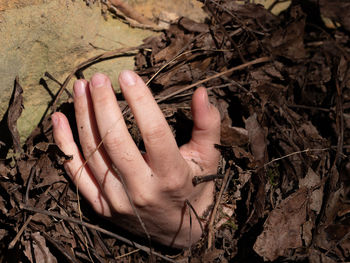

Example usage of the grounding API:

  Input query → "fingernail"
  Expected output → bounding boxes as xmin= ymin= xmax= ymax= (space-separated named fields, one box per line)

xmin=73 ymin=80 xmax=86 ymax=97
xmin=91 ymin=73 xmax=106 ymax=88
xmin=119 ymin=70 xmax=137 ymax=87
xmin=51 ymin=113 xmax=59 ymax=127
xmin=203 ymin=88 xmax=210 ymax=109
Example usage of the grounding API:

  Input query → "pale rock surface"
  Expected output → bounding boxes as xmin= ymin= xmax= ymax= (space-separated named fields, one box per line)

xmin=0 ymin=0 xmax=213 ymax=142
xmin=0 ymin=0 xmax=153 ymax=141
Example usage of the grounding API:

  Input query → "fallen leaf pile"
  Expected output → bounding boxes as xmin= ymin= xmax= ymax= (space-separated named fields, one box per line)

xmin=0 ymin=0 xmax=350 ymax=262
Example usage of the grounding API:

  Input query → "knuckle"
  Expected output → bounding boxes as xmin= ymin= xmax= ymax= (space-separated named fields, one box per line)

xmin=112 ymin=202 xmax=133 ymax=215
xmin=83 ymin=142 xmax=98 ymax=157
xmin=103 ymin=134 xmax=125 ymax=155
xmin=94 ymin=91 xmax=110 ymax=106
xmin=132 ymin=191 xmax=154 ymax=208
xmin=143 ymin=124 xmax=169 ymax=145
xmin=162 ymin=174 xmax=189 ymax=192
xmin=131 ymin=87 xmax=148 ymax=104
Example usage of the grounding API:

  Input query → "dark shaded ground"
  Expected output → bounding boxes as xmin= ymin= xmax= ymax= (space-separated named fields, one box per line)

xmin=0 ymin=0 xmax=350 ymax=262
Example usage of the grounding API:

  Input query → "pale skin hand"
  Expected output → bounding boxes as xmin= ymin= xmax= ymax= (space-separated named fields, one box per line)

xmin=51 ymin=70 xmax=220 ymax=248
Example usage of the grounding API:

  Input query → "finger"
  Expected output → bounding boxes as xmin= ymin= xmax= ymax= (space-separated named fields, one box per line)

xmin=51 ymin=112 xmax=112 ymax=216
xmin=73 ymin=80 xmax=128 ymax=203
xmin=88 ymin=73 xmax=150 ymax=187
xmin=119 ymin=70 xmax=186 ymax=175
xmin=191 ymin=87 xmax=221 ymax=145
xmin=181 ymin=87 xmax=221 ymax=173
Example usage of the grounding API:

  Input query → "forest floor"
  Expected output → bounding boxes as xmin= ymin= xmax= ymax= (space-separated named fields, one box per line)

xmin=0 ymin=1 xmax=350 ymax=262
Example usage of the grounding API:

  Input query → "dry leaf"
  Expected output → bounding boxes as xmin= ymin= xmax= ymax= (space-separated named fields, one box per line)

xmin=31 ymin=232 xmax=58 ymax=263
xmin=299 ymin=168 xmax=323 ymax=213
xmin=254 ymin=188 xmax=308 ymax=261
xmin=7 ymin=77 xmax=24 ymax=156
xmin=221 ymin=114 xmax=248 ymax=146
xmin=245 ymin=113 xmax=268 ymax=165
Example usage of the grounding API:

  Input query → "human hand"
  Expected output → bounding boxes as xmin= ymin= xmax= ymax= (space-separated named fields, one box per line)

xmin=51 ymin=70 xmax=221 ymax=248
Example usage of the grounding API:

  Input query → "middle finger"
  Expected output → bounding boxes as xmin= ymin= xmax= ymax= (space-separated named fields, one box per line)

xmin=88 ymin=73 xmax=151 ymax=188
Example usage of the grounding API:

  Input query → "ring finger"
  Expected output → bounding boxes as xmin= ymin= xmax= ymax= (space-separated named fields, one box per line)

xmin=73 ymin=79 xmax=129 ymax=206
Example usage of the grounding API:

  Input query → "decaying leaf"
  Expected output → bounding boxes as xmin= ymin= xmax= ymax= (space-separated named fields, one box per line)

xmin=253 ymin=188 xmax=309 ymax=261
xmin=319 ymin=0 xmax=350 ymax=31
xmin=245 ymin=113 xmax=268 ymax=166
xmin=221 ymin=114 xmax=248 ymax=146
xmin=31 ymin=232 xmax=58 ymax=263
xmin=7 ymin=77 xmax=24 ymax=156
xmin=0 ymin=229 xmax=7 ymax=241
xmin=1 ymin=0 xmax=349 ymax=261
xmin=299 ymin=168 xmax=323 ymax=213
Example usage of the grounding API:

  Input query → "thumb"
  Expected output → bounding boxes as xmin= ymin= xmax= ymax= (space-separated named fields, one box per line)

xmin=190 ymin=87 xmax=221 ymax=151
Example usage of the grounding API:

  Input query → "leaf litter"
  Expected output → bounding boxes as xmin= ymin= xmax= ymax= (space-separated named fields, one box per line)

xmin=1 ymin=0 xmax=350 ymax=262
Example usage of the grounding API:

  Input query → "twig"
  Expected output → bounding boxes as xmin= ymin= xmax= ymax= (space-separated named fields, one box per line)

xmin=333 ymin=69 xmax=346 ymax=167
xmin=288 ymin=104 xmax=331 ymax=112
xmin=32 ymin=225 xmax=79 ymax=263
xmin=111 ymin=164 xmax=153 ymax=255
xmin=192 ymin=174 xmax=224 ymax=186
xmin=325 ymin=229 xmax=350 ymax=257
xmin=10 ymin=185 xmax=53 ymax=249
xmin=8 ymin=215 xmax=34 ymax=249
xmin=263 ymin=148 xmax=330 ymax=168
xmin=207 ymin=166 xmax=231 ymax=249
xmin=115 ymin=249 xmax=140 ymax=260
xmin=206 ymin=3 xmax=246 ymax=63
xmin=52 ymin=46 xmax=140 ymax=112
xmin=45 ymin=72 xmax=73 ymax=99
xmin=24 ymin=165 xmax=36 ymax=204
xmin=21 ymin=205 xmax=175 ymax=263
xmin=146 ymin=48 xmax=234 ymax=87
xmin=155 ymin=56 xmax=271 ymax=104
xmin=187 ymin=201 xmax=192 ymax=251
xmin=185 ymin=199 xmax=204 ymax=233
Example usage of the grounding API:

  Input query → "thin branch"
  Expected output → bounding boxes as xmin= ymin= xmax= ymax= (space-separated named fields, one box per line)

xmin=185 ymin=199 xmax=204 ymax=233
xmin=115 ymin=249 xmax=140 ymax=260
xmin=52 ymin=46 xmax=140 ymax=112
xmin=192 ymin=174 xmax=224 ymax=186
xmin=263 ymin=148 xmax=330 ymax=168
xmin=155 ymin=56 xmax=271 ymax=104
xmin=207 ymin=165 xmax=231 ymax=249
xmin=146 ymin=48 xmax=234 ymax=87
xmin=111 ymin=164 xmax=153 ymax=254
xmin=8 ymin=215 xmax=33 ymax=249
xmin=21 ymin=205 xmax=175 ymax=263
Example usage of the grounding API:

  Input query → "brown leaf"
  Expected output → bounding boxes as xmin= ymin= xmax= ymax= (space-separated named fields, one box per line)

xmin=320 ymin=0 xmax=350 ymax=32
xmin=245 ymin=113 xmax=268 ymax=221
xmin=35 ymin=155 xmax=64 ymax=189
xmin=23 ymin=239 xmax=34 ymax=263
xmin=267 ymin=6 xmax=306 ymax=60
xmin=17 ymin=159 xmax=36 ymax=184
xmin=0 ymin=195 xmax=7 ymax=215
xmin=221 ymin=114 xmax=248 ymax=146
xmin=0 ymin=229 xmax=8 ymax=241
xmin=201 ymin=249 xmax=227 ymax=263
xmin=178 ymin=17 xmax=209 ymax=33
xmin=299 ymin=168 xmax=323 ymax=214
xmin=7 ymin=77 xmax=24 ymax=156
xmin=245 ymin=113 xmax=268 ymax=165
xmin=253 ymin=188 xmax=309 ymax=261
xmin=31 ymin=232 xmax=58 ymax=263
